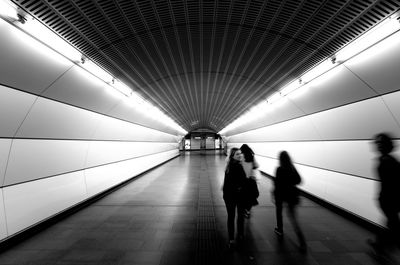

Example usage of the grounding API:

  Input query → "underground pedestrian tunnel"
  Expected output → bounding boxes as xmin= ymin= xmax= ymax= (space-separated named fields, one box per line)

xmin=0 ymin=1 xmax=400 ymax=264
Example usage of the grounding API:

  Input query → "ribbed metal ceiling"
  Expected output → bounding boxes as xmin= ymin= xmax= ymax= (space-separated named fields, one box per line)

xmin=12 ymin=0 xmax=400 ymax=133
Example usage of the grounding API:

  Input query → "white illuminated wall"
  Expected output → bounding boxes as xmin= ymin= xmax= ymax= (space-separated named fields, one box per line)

xmin=0 ymin=19 xmax=180 ymax=240
xmin=225 ymin=31 xmax=400 ymax=227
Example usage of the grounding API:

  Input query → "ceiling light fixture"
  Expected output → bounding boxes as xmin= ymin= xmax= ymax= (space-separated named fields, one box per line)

xmin=80 ymin=57 xmax=113 ymax=84
xmin=0 ymin=0 xmax=187 ymax=135
xmin=219 ymin=14 xmax=400 ymax=135
xmin=266 ymin=92 xmax=282 ymax=104
xmin=0 ymin=0 xmax=18 ymax=20
xmin=335 ymin=14 xmax=400 ymax=63
xmin=112 ymin=79 xmax=133 ymax=97
xmin=19 ymin=16 xmax=81 ymax=62
xmin=300 ymin=58 xmax=336 ymax=84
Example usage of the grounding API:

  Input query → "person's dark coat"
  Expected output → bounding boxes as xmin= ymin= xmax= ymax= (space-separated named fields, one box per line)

xmin=223 ymin=160 xmax=247 ymax=202
xmin=377 ymin=154 xmax=400 ymax=211
xmin=274 ymin=166 xmax=301 ymax=205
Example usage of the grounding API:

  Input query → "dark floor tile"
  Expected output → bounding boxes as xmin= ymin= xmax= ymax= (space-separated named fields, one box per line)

xmin=59 ymin=249 xmax=105 ymax=262
xmin=121 ymin=250 xmax=163 ymax=264
xmin=159 ymin=251 xmax=195 ymax=265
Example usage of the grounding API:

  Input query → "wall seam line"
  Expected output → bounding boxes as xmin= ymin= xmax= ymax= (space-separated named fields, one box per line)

xmin=253 ymin=153 xmax=379 ymax=181
xmin=1 ymin=148 xmax=178 ymax=188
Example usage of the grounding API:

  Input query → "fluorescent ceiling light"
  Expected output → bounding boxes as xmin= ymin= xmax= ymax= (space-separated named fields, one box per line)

xmin=129 ymin=91 xmax=145 ymax=105
xmin=220 ymin=15 xmax=400 ymax=136
xmin=267 ymin=92 xmax=282 ymax=104
xmin=346 ymin=30 xmax=400 ymax=66
xmin=112 ymin=80 xmax=132 ymax=97
xmin=280 ymin=80 xmax=301 ymax=96
xmin=21 ymin=17 xmax=81 ymax=62
xmin=249 ymin=103 xmax=268 ymax=119
xmin=0 ymin=1 xmax=187 ymax=135
xmin=81 ymin=59 xmax=113 ymax=84
xmin=301 ymin=59 xmax=335 ymax=84
xmin=0 ymin=0 xmax=18 ymax=20
xmin=336 ymin=16 xmax=400 ymax=62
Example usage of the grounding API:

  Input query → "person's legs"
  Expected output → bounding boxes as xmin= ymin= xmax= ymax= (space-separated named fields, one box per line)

xmin=288 ymin=203 xmax=306 ymax=250
xmin=224 ymin=199 xmax=236 ymax=241
xmin=275 ymin=199 xmax=283 ymax=235
xmin=384 ymin=206 xmax=400 ymax=246
xmin=237 ymin=203 xmax=245 ymax=240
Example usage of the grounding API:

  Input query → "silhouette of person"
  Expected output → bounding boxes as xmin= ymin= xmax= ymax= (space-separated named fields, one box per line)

xmin=222 ymin=147 xmax=247 ymax=249
xmin=273 ymin=151 xmax=306 ymax=252
xmin=240 ymin=144 xmax=260 ymax=218
xmin=369 ymin=133 xmax=400 ymax=254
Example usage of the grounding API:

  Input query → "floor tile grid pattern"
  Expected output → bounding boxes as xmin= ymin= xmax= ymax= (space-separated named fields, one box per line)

xmin=195 ymin=158 xmax=223 ymax=265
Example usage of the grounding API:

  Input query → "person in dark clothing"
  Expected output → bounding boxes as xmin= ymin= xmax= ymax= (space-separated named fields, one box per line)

xmin=223 ymin=147 xmax=247 ymax=248
xmin=369 ymin=133 xmax=400 ymax=254
xmin=273 ymin=151 xmax=306 ymax=252
xmin=240 ymin=144 xmax=260 ymax=218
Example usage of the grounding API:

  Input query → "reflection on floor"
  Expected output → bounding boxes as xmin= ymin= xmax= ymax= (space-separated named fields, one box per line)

xmin=0 ymin=150 xmax=399 ymax=265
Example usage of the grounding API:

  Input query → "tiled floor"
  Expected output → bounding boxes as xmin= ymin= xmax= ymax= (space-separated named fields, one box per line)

xmin=0 ymin=150 xmax=399 ymax=264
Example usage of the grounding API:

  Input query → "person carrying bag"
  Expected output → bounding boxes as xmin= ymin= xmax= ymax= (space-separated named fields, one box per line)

xmin=240 ymin=144 xmax=260 ymax=218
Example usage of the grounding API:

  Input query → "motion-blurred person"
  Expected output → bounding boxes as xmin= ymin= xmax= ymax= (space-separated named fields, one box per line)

xmin=240 ymin=144 xmax=260 ymax=218
xmin=368 ymin=133 xmax=400 ymax=256
xmin=222 ymin=147 xmax=247 ymax=249
xmin=273 ymin=151 xmax=307 ymax=252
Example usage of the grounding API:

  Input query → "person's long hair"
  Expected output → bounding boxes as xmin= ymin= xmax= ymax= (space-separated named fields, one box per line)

xmin=279 ymin=151 xmax=301 ymax=185
xmin=240 ymin=144 xmax=254 ymax=162
xmin=279 ymin=151 xmax=295 ymax=170
xmin=225 ymin=147 xmax=239 ymax=174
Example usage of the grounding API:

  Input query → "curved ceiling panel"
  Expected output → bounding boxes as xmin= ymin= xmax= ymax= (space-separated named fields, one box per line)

xmin=11 ymin=0 xmax=400 ymax=132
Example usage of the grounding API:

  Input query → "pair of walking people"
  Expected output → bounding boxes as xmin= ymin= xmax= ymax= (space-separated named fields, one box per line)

xmin=222 ymin=144 xmax=259 ymax=248
xmin=222 ymin=146 xmax=306 ymax=251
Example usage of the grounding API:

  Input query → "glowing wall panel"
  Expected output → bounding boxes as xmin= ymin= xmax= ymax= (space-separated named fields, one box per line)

xmin=0 ymin=189 xmax=8 ymax=240
xmin=344 ymin=31 xmax=400 ymax=95
xmin=85 ymin=149 xmax=178 ymax=197
xmin=289 ymin=65 xmax=376 ymax=114
xmin=4 ymin=139 xmax=89 ymax=186
xmin=85 ymin=141 xmax=178 ymax=167
xmin=0 ymin=139 xmax=12 ymax=186
xmin=310 ymin=97 xmax=399 ymax=140
xmin=0 ymin=85 xmax=37 ymax=137
xmin=230 ymin=141 xmax=377 ymax=179
xmin=42 ymin=66 xmax=121 ymax=114
xmin=94 ymin=116 xmax=177 ymax=142
xmin=108 ymin=101 xmax=179 ymax=135
xmin=228 ymin=115 xmax=319 ymax=142
xmin=0 ymin=19 xmax=72 ymax=95
xmin=296 ymin=164 xmax=381 ymax=226
xmin=381 ymin=90 xmax=400 ymax=126
xmin=3 ymin=171 xmax=87 ymax=236
xmin=15 ymin=97 xmax=101 ymax=139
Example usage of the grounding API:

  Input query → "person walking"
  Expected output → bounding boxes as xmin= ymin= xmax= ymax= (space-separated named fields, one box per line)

xmin=368 ymin=133 xmax=400 ymax=256
xmin=273 ymin=151 xmax=307 ymax=252
xmin=240 ymin=144 xmax=260 ymax=218
xmin=222 ymin=147 xmax=247 ymax=249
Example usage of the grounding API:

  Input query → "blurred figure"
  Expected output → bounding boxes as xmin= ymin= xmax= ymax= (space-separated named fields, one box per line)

xmin=240 ymin=144 xmax=260 ymax=218
xmin=222 ymin=148 xmax=247 ymax=249
xmin=273 ymin=151 xmax=306 ymax=252
xmin=368 ymin=133 xmax=400 ymax=255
